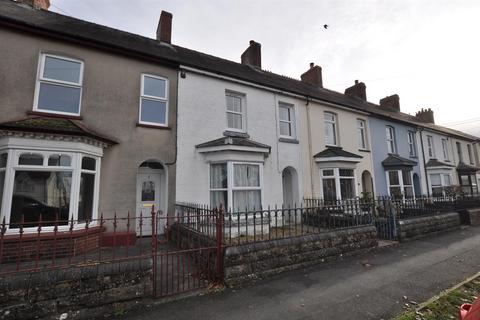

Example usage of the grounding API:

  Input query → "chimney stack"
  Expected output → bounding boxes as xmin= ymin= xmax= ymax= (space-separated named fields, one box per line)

xmin=379 ymin=94 xmax=400 ymax=112
xmin=415 ymin=108 xmax=435 ymax=124
xmin=345 ymin=80 xmax=367 ymax=101
xmin=17 ymin=0 xmax=50 ymax=10
xmin=156 ymin=11 xmax=172 ymax=44
xmin=300 ymin=63 xmax=323 ymax=88
xmin=241 ymin=40 xmax=261 ymax=69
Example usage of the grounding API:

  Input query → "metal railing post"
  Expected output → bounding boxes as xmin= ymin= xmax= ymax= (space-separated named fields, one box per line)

xmin=216 ymin=205 xmax=224 ymax=282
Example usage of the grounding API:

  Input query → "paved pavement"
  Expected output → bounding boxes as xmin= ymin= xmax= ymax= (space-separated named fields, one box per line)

xmin=120 ymin=226 xmax=480 ymax=320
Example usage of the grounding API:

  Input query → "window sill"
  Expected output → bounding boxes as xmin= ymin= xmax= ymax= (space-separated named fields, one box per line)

xmin=223 ymin=130 xmax=250 ymax=138
xmin=27 ymin=111 xmax=83 ymax=120
xmin=136 ymin=123 xmax=171 ymax=130
xmin=279 ymin=137 xmax=299 ymax=144
xmin=358 ymin=149 xmax=370 ymax=153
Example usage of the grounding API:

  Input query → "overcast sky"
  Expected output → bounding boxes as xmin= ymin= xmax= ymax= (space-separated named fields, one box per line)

xmin=50 ymin=0 xmax=480 ymax=135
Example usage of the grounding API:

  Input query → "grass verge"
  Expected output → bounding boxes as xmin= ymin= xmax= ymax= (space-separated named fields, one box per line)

xmin=392 ymin=273 xmax=480 ymax=320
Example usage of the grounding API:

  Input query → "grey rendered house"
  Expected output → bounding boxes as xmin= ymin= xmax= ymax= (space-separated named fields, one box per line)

xmin=0 ymin=0 xmax=178 ymax=239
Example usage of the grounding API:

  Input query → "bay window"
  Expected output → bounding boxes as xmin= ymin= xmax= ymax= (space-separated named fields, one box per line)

xmin=386 ymin=169 xmax=414 ymax=199
xmin=210 ymin=162 xmax=262 ymax=211
xmin=0 ymin=147 xmax=101 ymax=232
xmin=320 ymin=168 xmax=357 ymax=201
xmin=34 ymin=54 xmax=84 ymax=116
xmin=430 ymin=173 xmax=452 ymax=197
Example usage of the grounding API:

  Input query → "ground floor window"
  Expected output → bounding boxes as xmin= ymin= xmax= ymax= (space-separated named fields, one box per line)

xmin=210 ymin=162 xmax=262 ymax=211
xmin=430 ymin=173 xmax=452 ymax=197
xmin=320 ymin=168 xmax=356 ymax=201
xmin=386 ymin=169 xmax=414 ymax=199
xmin=0 ymin=148 xmax=101 ymax=231
xmin=459 ymin=173 xmax=479 ymax=195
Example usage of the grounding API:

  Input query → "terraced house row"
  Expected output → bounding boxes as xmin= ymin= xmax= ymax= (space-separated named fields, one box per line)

xmin=0 ymin=0 xmax=479 ymax=240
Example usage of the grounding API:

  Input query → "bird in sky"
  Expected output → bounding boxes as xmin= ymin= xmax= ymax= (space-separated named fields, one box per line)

xmin=324 ymin=24 xmax=329 ymax=29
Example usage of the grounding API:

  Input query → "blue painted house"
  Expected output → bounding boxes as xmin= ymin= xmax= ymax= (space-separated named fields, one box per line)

xmin=368 ymin=95 xmax=424 ymax=198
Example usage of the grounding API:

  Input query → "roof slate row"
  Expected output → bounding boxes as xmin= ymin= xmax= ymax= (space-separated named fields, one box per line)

xmin=0 ymin=0 xmax=477 ymax=141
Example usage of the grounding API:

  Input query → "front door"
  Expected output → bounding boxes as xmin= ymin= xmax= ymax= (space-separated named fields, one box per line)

xmin=136 ymin=172 xmax=161 ymax=236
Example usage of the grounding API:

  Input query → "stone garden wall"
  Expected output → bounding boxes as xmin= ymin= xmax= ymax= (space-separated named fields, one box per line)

xmin=458 ymin=208 xmax=480 ymax=226
xmin=397 ymin=212 xmax=460 ymax=242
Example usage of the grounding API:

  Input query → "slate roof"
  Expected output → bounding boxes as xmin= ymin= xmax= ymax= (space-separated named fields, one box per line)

xmin=457 ymin=162 xmax=480 ymax=173
xmin=381 ymin=154 xmax=417 ymax=168
xmin=196 ymin=136 xmax=271 ymax=150
xmin=425 ymin=159 xmax=455 ymax=168
xmin=0 ymin=1 xmax=478 ymax=141
xmin=313 ymin=147 xmax=362 ymax=159
xmin=0 ymin=116 xmax=117 ymax=145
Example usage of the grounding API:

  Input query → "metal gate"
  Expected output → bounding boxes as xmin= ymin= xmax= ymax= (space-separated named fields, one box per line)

xmin=151 ymin=205 xmax=225 ymax=298
xmin=373 ymin=198 xmax=398 ymax=241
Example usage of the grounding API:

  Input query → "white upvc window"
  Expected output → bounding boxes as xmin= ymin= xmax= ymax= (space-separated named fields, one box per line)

xmin=324 ymin=112 xmax=338 ymax=146
xmin=320 ymin=168 xmax=357 ymax=201
xmin=386 ymin=126 xmax=396 ymax=154
xmin=357 ymin=119 xmax=367 ymax=150
xmin=467 ymin=144 xmax=474 ymax=165
xmin=456 ymin=142 xmax=463 ymax=162
xmin=210 ymin=162 xmax=262 ymax=211
xmin=442 ymin=139 xmax=450 ymax=161
xmin=386 ymin=169 xmax=414 ymax=199
xmin=226 ymin=91 xmax=246 ymax=132
xmin=407 ymin=131 xmax=416 ymax=157
xmin=0 ymin=148 xmax=101 ymax=233
xmin=427 ymin=135 xmax=435 ymax=158
xmin=430 ymin=173 xmax=452 ymax=197
xmin=139 ymin=74 xmax=169 ymax=126
xmin=278 ymin=103 xmax=296 ymax=139
xmin=34 ymin=54 xmax=84 ymax=116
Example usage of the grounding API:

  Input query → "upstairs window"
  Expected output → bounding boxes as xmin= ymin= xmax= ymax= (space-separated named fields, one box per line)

xmin=324 ymin=112 xmax=337 ymax=146
xmin=386 ymin=126 xmax=396 ymax=154
xmin=357 ymin=119 xmax=367 ymax=150
xmin=427 ymin=135 xmax=435 ymax=158
xmin=278 ymin=103 xmax=296 ymax=138
xmin=407 ymin=131 xmax=416 ymax=157
xmin=467 ymin=144 xmax=474 ymax=165
xmin=442 ymin=139 xmax=450 ymax=161
xmin=226 ymin=92 xmax=245 ymax=132
xmin=139 ymin=74 xmax=168 ymax=126
xmin=456 ymin=142 xmax=463 ymax=162
xmin=35 ymin=54 xmax=83 ymax=116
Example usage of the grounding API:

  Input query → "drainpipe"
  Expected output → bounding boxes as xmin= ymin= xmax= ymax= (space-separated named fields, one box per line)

xmin=418 ymin=128 xmax=430 ymax=197
xmin=305 ymin=96 xmax=315 ymax=198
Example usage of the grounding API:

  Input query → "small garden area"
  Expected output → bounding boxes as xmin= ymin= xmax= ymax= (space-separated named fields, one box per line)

xmin=392 ymin=273 xmax=480 ymax=320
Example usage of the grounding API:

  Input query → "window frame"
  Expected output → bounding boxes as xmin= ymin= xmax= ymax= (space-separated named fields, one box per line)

xmin=278 ymin=102 xmax=296 ymax=139
xmin=33 ymin=53 xmax=84 ymax=116
xmin=324 ymin=112 xmax=338 ymax=147
xmin=442 ymin=139 xmax=450 ymax=161
xmin=319 ymin=168 xmax=358 ymax=201
xmin=467 ymin=144 xmax=474 ymax=165
xmin=386 ymin=169 xmax=415 ymax=200
xmin=209 ymin=161 xmax=263 ymax=211
xmin=225 ymin=91 xmax=246 ymax=133
xmin=139 ymin=74 xmax=169 ymax=127
xmin=456 ymin=142 xmax=463 ymax=162
xmin=407 ymin=131 xmax=417 ymax=157
xmin=430 ymin=173 xmax=452 ymax=197
xmin=386 ymin=126 xmax=396 ymax=154
xmin=357 ymin=119 xmax=368 ymax=150
xmin=427 ymin=135 xmax=435 ymax=158
xmin=0 ymin=147 xmax=101 ymax=234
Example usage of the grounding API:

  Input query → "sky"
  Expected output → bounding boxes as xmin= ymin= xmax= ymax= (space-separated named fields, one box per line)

xmin=49 ymin=0 xmax=480 ymax=136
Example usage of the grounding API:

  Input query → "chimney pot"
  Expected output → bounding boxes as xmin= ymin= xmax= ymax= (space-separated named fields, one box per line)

xmin=379 ymin=94 xmax=400 ymax=112
xmin=415 ymin=108 xmax=435 ymax=124
xmin=156 ymin=10 xmax=173 ymax=44
xmin=345 ymin=80 xmax=367 ymax=101
xmin=17 ymin=0 xmax=50 ymax=10
xmin=301 ymin=63 xmax=323 ymax=88
xmin=241 ymin=41 xmax=262 ymax=68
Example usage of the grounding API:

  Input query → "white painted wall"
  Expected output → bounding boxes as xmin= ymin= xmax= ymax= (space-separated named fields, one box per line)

xmin=176 ymin=69 xmax=304 ymax=208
